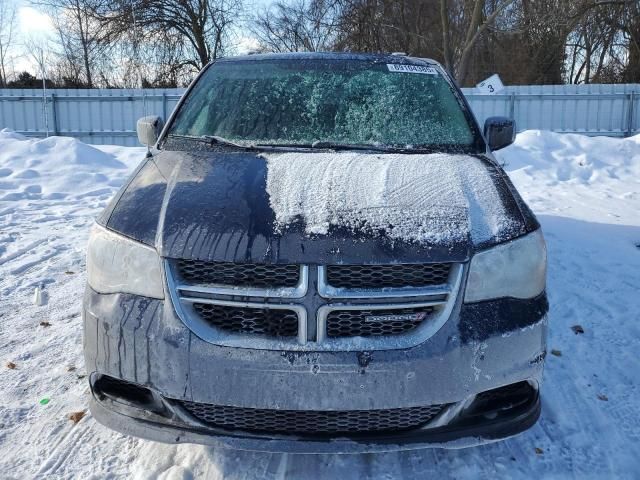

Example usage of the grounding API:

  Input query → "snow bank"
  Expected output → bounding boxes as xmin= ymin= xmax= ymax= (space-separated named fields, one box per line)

xmin=1 ymin=130 xmax=639 ymax=478
xmin=497 ymin=130 xmax=640 ymax=225
xmin=264 ymin=151 xmax=516 ymax=244
xmin=0 ymin=131 xmax=146 ymax=297
xmin=501 ymin=130 xmax=640 ymax=186
xmin=0 ymin=129 xmax=141 ymax=201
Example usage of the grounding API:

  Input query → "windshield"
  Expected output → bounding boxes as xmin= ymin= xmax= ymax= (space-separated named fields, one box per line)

xmin=167 ymin=58 xmax=480 ymax=151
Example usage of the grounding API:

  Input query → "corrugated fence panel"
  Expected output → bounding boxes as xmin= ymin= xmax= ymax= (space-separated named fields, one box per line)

xmin=0 ymin=88 xmax=183 ymax=146
xmin=463 ymin=84 xmax=639 ymax=137
xmin=0 ymin=84 xmax=638 ymax=145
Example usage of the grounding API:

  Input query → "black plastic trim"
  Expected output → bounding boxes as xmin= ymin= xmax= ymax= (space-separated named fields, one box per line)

xmin=90 ymin=373 xmax=541 ymax=449
xmin=459 ymin=292 xmax=549 ymax=343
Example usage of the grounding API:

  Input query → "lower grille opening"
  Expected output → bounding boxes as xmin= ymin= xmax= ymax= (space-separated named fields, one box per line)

xmin=193 ymin=303 xmax=299 ymax=337
xmin=326 ymin=306 xmax=435 ymax=337
xmin=469 ymin=381 xmax=536 ymax=418
xmin=92 ymin=375 xmax=168 ymax=416
xmin=93 ymin=375 xmax=153 ymax=403
xmin=179 ymin=401 xmax=447 ymax=435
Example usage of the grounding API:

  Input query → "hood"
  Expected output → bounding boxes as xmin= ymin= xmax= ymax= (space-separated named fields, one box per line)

xmin=104 ymin=149 xmax=531 ymax=264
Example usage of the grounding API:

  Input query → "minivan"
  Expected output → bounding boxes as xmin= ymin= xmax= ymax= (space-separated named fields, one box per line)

xmin=84 ymin=52 xmax=548 ymax=453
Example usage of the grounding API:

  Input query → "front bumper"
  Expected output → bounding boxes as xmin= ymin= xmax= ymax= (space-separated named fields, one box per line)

xmin=83 ymin=287 xmax=547 ymax=452
xmin=89 ymin=376 xmax=541 ymax=453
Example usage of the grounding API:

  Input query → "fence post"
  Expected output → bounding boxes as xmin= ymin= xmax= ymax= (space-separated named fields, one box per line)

xmin=509 ymin=92 xmax=516 ymax=121
xmin=50 ymin=94 xmax=58 ymax=136
xmin=162 ymin=92 xmax=167 ymax=120
xmin=627 ymin=92 xmax=636 ymax=137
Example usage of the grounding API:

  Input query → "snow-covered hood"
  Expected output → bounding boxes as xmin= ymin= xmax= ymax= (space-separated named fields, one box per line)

xmin=104 ymin=149 xmax=534 ymax=264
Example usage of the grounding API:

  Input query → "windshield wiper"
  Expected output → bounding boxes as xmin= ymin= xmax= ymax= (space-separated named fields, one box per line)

xmin=169 ymin=135 xmax=444 ymax=154
xmin=255 ymin=141 xmax=384 ymax=151
xmin=311 ymin=141 xmax=388 ymax=151
xmin=254 ymin=141 xmax=440 ymax=153
xmin=167 ymin=133 xmax=257 ymax=150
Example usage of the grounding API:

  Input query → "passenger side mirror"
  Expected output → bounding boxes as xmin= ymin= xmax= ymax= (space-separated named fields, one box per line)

xmin=484 ymin=116 xmax=515 ymax=151
xmin=137 ymin=115 xmax=164 ymax=147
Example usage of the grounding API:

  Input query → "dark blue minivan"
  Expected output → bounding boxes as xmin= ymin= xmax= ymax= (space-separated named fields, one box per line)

xmin=84 ymin=52 xmax=548 ymax=453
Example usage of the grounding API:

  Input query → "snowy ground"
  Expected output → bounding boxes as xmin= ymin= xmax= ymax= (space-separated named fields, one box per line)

xmin=1 ymin=129 xmax=639 ymax=479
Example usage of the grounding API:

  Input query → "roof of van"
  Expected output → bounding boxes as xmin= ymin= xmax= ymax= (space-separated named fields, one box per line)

xmin=214 ymin=51 xmax=441 ymax=67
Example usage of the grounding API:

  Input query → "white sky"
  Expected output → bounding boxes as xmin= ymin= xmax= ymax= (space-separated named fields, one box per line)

xmin=5 ymin=1 xmax=55 ymax=73
xmin=18 ymin=5 xmax=55 ymax=35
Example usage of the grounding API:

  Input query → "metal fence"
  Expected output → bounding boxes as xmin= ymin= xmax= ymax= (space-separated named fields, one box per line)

xmin=0 ymin=84 xmax=638 ymax=146
xmin=466 ymin=84 xmax=640 ymax=138
xmin=0 ymin=88 xmax=183 ymax=146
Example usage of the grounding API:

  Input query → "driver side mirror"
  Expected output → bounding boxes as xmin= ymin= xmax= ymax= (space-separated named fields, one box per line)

xmin=484 ymin=116 xmax=515 ymax=151
xmin=137 ymin=115 xmax=164 ymax=147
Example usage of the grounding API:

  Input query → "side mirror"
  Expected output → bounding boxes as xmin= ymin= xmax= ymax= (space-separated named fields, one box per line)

xmin=484 ymin=116 xmax=515 ymax=151
xmin=136 ymin=115 xmax=164 ymax=147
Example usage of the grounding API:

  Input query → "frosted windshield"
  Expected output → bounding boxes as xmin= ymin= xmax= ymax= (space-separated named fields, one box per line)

xmin=169 ymin=59 xmax=476 ymax=149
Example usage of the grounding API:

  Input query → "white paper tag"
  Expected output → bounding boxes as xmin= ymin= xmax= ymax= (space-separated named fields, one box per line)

xmin=387 ymin=64 xmax=438 ymax=75
xmin=476 ymin=74 xmax=505 ymax=95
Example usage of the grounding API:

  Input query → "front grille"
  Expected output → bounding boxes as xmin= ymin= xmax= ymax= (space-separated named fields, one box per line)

xmin=180 ymin=401 xmax=446 ymax=434
xmin=326 ymin=263 xmax=451 ymax=289
xmin=326 ymin=306 xmax=435 ymax=337
xmin=170 ymin=258 xmax=459 ymax=349
xmin=193 ymin=303 xmax=298 ymax=337
xmin=177 ymin=260 xmax=299 ymax=288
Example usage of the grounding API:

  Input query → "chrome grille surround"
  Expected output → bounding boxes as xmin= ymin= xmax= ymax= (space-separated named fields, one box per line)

xmin=166 ymin=264 xmax=309 ymax=348
xmin=167 ymin=260 xmax=462 ymax=351
xmin=325 ymin=305 xmax=436 ymax=337
xmin=193 ymin=303 xmax=299 ymax=337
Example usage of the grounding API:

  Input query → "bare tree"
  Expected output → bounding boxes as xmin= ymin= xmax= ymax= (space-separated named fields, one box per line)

xmin=94 ymin=0 xmax=243 ymax=71
xmin=253 ymin=0 xmax=340 ymax=52
xmin=8 ymin=0 xmax=639 ymax=88
xmin=35 ymin=0 xmax=114 ymax=87
xmin=24 ymin=33 xmax=56 ymax=81
xmin=447 ymin=0 xmax=516 ymax=84
xmin=0 ymin=0 xmax=17 ymax=87
xmin=328 ymin=0 xmax=518 ymax=84
xmin=332 ymin=0 xmax=441 ymax=55
xmin=623 ymin=0 xmax=640 ymax=81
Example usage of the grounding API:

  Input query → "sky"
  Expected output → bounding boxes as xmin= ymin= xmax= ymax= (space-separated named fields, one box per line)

xmin=5 ymin=1 xmax=55 ymax=73
xmin=4 ymin=0 xmax=265 ymax=77
xmin=17 ymin=5 xmax=54 ymax=35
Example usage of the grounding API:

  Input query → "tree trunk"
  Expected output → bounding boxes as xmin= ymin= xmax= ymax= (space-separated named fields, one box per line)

xmin=440 ymin=0 xmax=453 ymax=73
xmin=456 ymin=0 xmax=485 ymax=84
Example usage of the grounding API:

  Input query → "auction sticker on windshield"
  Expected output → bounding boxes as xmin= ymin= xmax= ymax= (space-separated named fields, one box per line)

xmin=387 ymin=64 xmax=438 ymax=75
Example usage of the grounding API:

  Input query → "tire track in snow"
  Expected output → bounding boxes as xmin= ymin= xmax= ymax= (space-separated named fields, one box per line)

xmin=34 ymin=414 xmax=93 ymax=476
xmin=0 ymin=238 xmax=48 ymax=266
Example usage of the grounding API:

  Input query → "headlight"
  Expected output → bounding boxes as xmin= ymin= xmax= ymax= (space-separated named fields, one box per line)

xmin=87 ymin=224 xmax=164 ymax=299
xmin=465 ymin=229 xmax=547 ymax=302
